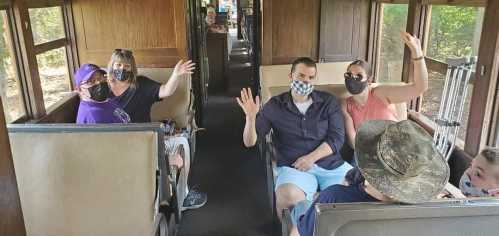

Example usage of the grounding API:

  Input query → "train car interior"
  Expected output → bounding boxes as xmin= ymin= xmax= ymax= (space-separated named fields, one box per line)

xmin=1 ymin=0 xmax=499 ymax=236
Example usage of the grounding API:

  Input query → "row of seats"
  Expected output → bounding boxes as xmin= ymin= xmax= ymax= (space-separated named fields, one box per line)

xmin=9 ymin=124 xmax=171 ymax=236
xmin=259 ymin=62 xmax=407 ymax=119
xmin=259 ymin=62 xmax=499 ymax=236
xmin=8 ymin=68 xmax=196 ymax=236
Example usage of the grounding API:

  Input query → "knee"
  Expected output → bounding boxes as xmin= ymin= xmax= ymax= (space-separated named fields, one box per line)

xmin=276 ymin=184 xmax=306 ymax=205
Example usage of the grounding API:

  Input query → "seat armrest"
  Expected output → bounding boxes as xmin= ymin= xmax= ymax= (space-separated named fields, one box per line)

xmin=152 ymin=213 xmax=168 ymax=236
xmin=282 ymin=208 xmax=293 ymax=236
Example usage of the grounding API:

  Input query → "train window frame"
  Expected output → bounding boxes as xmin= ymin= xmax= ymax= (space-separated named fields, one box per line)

xmin=374 ymin=2 xmax=410 ymax=83
xmin=1 ymin=2 xmax=30 ymax=123
xmin=419 ymin=4 xmax=485 ymax=143
xmin=398 ymin=0 xmax=497 ymax=156
xmin=26 ymin=1 xmax=75 ymax=112
xmin=8 ymin=0 xmax=78 ymax=119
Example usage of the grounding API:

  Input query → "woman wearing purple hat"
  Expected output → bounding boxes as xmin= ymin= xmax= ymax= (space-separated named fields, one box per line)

xmin=74 ymin=64 xmax=130 ymax=124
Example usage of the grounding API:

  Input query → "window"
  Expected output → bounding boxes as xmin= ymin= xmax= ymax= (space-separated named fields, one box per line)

xmin=36 ymin=47 xmax=71 ymax=109
xmin=1 ymin=9 xmax=26 ymax=123
xmin=28 ymin=7 xmax=65 ymax=45
xmin=377 ymin=3 xmax=409 ymax=82
xmin=421 ymin=5 xmax=484 ymax=141
xmin=28 ymin=5 xmax=72 ymax=110
xmin=495 ymin=119 xmax=499 ymax=147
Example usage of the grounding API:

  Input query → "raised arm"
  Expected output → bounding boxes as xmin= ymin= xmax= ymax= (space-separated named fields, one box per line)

xmin=374 ymin=32 xmax=428 ymax=104
xmin=341 ymin=99 xmax=356 ymax=148
xmin=236 ymin=88 xmax=262 ymax=147
xmin=158 ymin=60 xmax=196 ymax=98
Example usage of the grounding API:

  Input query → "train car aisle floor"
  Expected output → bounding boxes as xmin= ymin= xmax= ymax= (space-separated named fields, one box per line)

xmin=177 ymin=38 xmax=278 ymax=236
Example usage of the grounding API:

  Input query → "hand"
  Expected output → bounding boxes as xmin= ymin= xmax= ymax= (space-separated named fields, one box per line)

xmin=173 ymin=60 xmax=196 ymax=78
xmin=168 ymin=153 xmax=184 ymax=169
xmin=292 ymin=155 xmax=316 ymax=172
xmin=400 ymin=32 xmax=423 ymax=57
xmin=236 ymin=87 xmax=260 ymax=120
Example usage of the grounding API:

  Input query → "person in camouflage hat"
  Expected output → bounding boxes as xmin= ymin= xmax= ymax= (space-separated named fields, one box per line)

xmin=291 ymin=119 xmax=450 ymax=236
xmin=355 ymin=119 xmax=450 ymax=204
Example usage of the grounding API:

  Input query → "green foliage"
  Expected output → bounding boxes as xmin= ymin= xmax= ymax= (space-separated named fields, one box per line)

xmin=1 ymin=11 xmax=9 ymax=78
xmin=29 ymin=7 xmax=66 ymax=69
xmin=378 ymin=4 xmax=483 ymax=82
xmin=378 ymin=4 xmax=409 ymax=82
xmin=1 ymin=7 xmax=67 ymax=74
xmin=427 ymin=6 xmax=483 ymax=61
xmin=380 ymin=4 xmax=408 ymax=62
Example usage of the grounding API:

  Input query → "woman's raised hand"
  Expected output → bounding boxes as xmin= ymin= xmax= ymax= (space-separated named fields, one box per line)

xmin=173 ymin=60 xmax=196 ymax=78
xmin=400 ymin=32 xmax=423 ymax=57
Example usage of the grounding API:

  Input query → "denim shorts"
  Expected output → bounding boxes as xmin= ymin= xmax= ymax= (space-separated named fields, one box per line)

xmin=275 ymin=162 xmax=353 ymax=201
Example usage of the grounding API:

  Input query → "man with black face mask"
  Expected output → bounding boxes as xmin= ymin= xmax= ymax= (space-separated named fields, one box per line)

xmin=75 ymin=64 xmax=131 ymax=124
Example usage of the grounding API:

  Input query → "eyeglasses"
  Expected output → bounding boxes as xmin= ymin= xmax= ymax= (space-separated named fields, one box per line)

xmin=113 ymin=48 xmax=133 ymax=55
xmin=344 ymin=72 xmax=364 ymax=81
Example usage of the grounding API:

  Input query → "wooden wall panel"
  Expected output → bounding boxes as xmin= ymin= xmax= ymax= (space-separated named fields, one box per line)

xmin=268 ymin=0 xmax=320 ymax=65
xmin=0 ymin=97 xmax=26 ymax=236
xmin=36 ymin=93 xmax=79 ymax=123
xmin=261 ymin=0 xmax=371 ymax=65
xmin=261 ymin=0 xmax=273 ymax=65
xmin=319 ymin=0 xmax=370 ymax=62
xmin=72 ymin=0 xmax=188 ymax=68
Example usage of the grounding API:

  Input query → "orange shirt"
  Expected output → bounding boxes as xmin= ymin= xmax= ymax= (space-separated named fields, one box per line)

xmin=346 ymin=89 xmax=399 ymax=131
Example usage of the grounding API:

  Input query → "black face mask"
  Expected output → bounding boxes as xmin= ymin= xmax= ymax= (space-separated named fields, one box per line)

xmin=344 ymin=72 xmax=368 ymax=95
xmin=113 ymin=69 xmax=133 ymax=81
xmin=88 ymin=82 xmax=110 ymax=102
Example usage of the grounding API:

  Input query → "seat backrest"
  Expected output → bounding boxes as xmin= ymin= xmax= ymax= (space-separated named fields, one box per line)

xmin=314 ymin=199 xmax=499 ymax=236
xmin=8 ymin=123 xmax=165 ymax=236
xmin=138 ymin=68 xmax=192 ymax=128
xmin=265 ymin=83 xmax=408 ymax=120
xmin=259 ymin=62 xmax=352 ymax=102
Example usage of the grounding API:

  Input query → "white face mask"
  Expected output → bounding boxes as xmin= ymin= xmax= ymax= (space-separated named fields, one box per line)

xmin=290 ymin=80 xmax=314 ymax=96
xmin=459 ymin=173 xmax=499 ymax=197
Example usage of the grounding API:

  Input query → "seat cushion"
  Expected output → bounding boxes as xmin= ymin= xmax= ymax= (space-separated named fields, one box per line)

xmin=138 ymin=68 xmax=192 ymax=128
xmin=266 ymin=84 xmax=407 ymax=120
xmin=10 ymin=131 xmax=158 ymax=236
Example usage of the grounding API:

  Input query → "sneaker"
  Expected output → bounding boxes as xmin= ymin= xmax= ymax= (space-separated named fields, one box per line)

xmin=182 ymin=189 xmax=207 ymax=210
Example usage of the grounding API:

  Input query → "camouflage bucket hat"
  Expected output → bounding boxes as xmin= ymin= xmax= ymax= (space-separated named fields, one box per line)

xmin=355 ymin=120 xmax=450 ymax=204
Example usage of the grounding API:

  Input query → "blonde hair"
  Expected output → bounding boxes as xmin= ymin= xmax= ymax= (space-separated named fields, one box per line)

xmin=107 ymin=49 xmax=138 ymax=87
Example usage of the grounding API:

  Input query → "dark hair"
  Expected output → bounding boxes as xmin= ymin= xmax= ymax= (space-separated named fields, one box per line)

xmin=344 ymin=168 xmax=365 ymax=186
xmin=348 ymin=59 xmax=372 ymax=76
xmin=481 ymin=147 xmax=499 ymax=164
xmin=291 ymin=57 xmax=317 ymax=73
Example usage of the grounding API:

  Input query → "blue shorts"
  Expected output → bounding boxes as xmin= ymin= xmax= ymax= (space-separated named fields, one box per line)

xmin=275 ymin=162 xmax=353 ymax=201
xmin=290 ymin=200 xmax=313 ymax=225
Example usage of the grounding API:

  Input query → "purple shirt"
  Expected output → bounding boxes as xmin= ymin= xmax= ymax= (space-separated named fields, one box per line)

xmin=256 ymin=91 xmax=345 ymax=170
xmin=76 ymin=99 xmax=131 ymax=124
